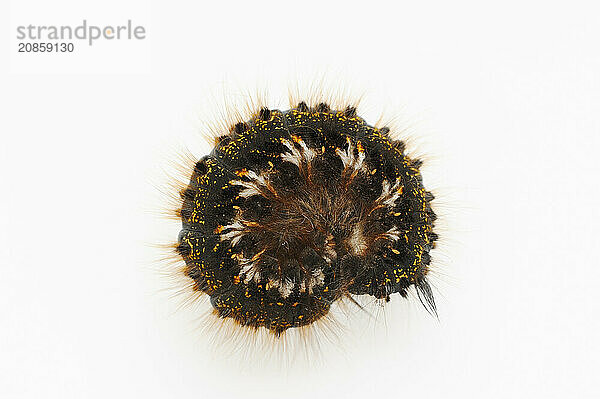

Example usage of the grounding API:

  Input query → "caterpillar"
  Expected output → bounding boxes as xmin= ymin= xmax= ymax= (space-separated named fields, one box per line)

xmin=163 ymin=92 xmax=439 ymax=355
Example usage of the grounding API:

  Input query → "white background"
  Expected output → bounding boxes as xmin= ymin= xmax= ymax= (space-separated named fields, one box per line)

xmin=1 ymin=1 xmax=599 ymax=398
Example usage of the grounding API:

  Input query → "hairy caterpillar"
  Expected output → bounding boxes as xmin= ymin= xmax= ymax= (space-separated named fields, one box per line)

xmin=162 ymin=89 xmax=439 ymax=357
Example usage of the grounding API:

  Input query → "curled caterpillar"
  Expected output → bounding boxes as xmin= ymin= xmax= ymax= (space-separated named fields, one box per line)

xmin=172 ymin=99 xmax=438 ymax=337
